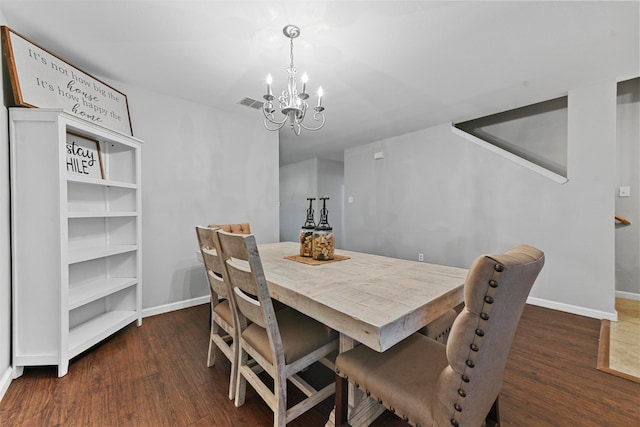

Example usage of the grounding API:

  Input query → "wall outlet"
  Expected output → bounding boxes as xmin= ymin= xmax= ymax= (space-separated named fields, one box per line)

xmin=418 ymin=253 xmax=424 ymax=262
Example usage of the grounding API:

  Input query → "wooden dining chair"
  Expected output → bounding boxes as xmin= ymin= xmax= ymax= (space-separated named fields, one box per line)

xmin=215 ymin=229 xmax=339 ymax=427
xmin=335 ymin=244 xmax=544 ymax=427
xmin=195 ymin=225 xmax=239 ymax=400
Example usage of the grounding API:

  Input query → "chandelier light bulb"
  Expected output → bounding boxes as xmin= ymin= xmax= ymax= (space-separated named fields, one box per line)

xmin=316 ymin=87 xmax=324 ymax=109
xmin=265 ymin=74 xmax=274 ymax=100
xmin=301 ymin=73 xmax=308 ymax=96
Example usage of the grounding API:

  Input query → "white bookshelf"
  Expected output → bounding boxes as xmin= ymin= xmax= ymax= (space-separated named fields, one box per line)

xmin=10 ymin=108 xmax=143 ymax=377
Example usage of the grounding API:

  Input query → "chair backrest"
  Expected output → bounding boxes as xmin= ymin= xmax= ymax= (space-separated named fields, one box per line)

xmin=215 ymin=230 xmax=283 ymax=359
xmin=208 ymin=223 xmax=251 ymax=234
xmin=433 ymin=244 xmax=544 ymax=426
xmin=195 ymin=226 xmax=229 ymax=300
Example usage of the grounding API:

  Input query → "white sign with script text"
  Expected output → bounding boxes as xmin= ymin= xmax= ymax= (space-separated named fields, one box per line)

xmin=3 ymin=27 xmax=133 ymax=136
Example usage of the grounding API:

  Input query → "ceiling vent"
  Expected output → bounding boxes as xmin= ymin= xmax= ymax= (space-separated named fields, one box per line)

xmin=238 ymin=97 xmax=263 ymax=110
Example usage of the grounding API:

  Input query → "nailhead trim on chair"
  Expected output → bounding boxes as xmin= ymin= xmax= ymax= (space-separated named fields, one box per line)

xmin=451 ymin=262 xmax=504 ymax=427
xmin=334 ymin=264 xmax=507 ymax=427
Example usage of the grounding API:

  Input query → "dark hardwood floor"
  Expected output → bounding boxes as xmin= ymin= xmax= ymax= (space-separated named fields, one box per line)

xmin=1 ymin=304 xmax=638 ymax=426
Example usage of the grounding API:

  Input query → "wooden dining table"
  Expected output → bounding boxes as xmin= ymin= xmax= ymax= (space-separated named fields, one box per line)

xmin=256 ymin=241 xmax=468 ymax=426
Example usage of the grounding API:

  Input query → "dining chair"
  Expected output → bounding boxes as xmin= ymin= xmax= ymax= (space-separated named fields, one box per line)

xmin=419 ymin=307 xmax=459 ymax=344
xmin=215 ymin=229 xmax=339 ymax=427
xmin=209 ymin=223 xmax=252 ymax=234
xmin=195 ymin=225 xmax=239 ymax=400
xmin=335 ymin=244 xmax=544 ymax=427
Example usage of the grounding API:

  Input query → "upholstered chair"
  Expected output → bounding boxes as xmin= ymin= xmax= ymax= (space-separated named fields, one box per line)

xmin=335 ymin=245 xmax=544 ymax=427
xmin=208 ymin=223 xmax=251 ymax=234
xmin=419 ymin=304 xmax=463 ymax=344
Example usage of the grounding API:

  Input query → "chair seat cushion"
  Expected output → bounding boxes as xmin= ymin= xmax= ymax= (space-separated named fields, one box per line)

xmin=335 ymin=333 xmax=447 ymax=427
xmin=212 ymin=299 xmax=233 ymax=329
xmin=242 ymin=307 xmax=337 ymax=365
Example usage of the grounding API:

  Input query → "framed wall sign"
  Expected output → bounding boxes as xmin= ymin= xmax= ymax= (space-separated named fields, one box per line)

xmin=1 ymin=26 xmax=133 ymax=136
xmin=66 ymin=132 xmax=104 ymax=179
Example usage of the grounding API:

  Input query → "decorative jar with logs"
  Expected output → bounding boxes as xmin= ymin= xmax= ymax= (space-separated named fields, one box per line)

xmin=313 ymin=196 xmax=334 ymax=261
xmin=299 ymin=197 xmax=316 ymax=257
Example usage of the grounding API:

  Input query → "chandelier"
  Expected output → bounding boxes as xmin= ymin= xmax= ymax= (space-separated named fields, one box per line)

xmin=263 ymin=25 xmax=325 ymax=135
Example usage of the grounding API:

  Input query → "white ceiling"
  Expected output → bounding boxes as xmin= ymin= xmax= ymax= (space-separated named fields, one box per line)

xmin=1 ymin=1 xmax=638 ymax=165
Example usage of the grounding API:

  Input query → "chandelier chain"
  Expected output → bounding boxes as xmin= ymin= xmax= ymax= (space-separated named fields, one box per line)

xmin=290 ymin=37 xmax=295 ymax=72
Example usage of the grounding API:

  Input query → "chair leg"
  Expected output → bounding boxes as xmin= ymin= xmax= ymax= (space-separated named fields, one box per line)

xmin=234 ymin=347 xmax=248 ymax=407
xmin=274 ymin=373 xmax=287 ymax=427
xmin=207 ymin=333 xmax=224 ymax=367
xmin=207 ymin=306 xmax=219 ymax=367
xmin=227 ymin=341 xmax=237 ymax=400
xmin=335 ymin=374 xmax=349 ymax=427
xmin=207 ymin=338 xmax=216 ymax=367
xmin=485 ymin=396 xmax=500 ymax=427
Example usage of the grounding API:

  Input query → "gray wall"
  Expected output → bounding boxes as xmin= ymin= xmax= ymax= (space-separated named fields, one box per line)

xmin=280 ymin=158 xmax=318 ymax=243
xmin=280 ymin=158 xmax=344 ymax=248
xmin=344 ymin=82 xmax=618 ymax=319
xmin=0 ymin=7 xmax=12 ymax=398
xmin=317 ymin=159 xmax=344 ymax=248
xmin=108 ymin=81 xmax=279 ymax=311
xmin=615 ymin=78 xmax=640 ymax=296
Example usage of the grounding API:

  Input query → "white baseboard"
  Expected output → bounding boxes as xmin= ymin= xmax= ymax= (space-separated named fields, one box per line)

xmin=527 ymin=296 xmax=618 ymax=321
xmin=615 ymin=290 xmax=640 ymax=301
xmin=142 ymin=295 xmax=210 ymax=318
xmin=0 ymin=366 xmax=13 ymax=402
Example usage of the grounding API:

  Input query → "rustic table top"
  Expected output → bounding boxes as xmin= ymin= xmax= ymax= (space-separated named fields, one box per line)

xmin=258 ymin=241 xmax=468 ymax=352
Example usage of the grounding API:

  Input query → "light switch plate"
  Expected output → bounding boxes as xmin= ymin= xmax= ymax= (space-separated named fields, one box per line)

xmin=619 ymin=186 xmax=631 ymax=197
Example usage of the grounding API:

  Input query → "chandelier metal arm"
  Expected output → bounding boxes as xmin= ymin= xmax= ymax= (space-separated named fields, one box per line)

xmin=262 ymin=106 xmax=288 ymax=131
xmin=299 ymin=111 xmax=326 ymax=131
xmin=263 ymin=118 xmax=288 ymax=132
